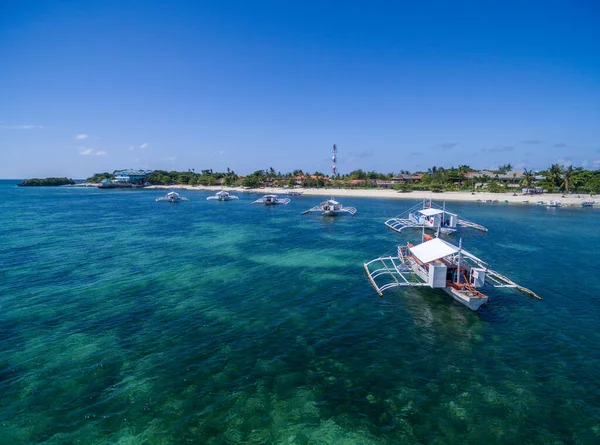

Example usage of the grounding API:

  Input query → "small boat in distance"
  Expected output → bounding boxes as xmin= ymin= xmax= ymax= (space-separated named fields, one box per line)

xmin=156 ymin=190 xmax=189 ymax=203
xmin=252 ymin=194 xmax=291 ymax=205
xmin=385 ymin=199 xmax=487 ymax=234
xmin=545 ymin=200 xmax=561 ymax=207
xmin=582 ymin=198 xmax=595 ymax=207
xmin=302 ymin=198 xmax=357 ymax=216
xmin=286 ymin=190 xmax=303 ymax=196
xmin=207 ymin=191 xmax=239 ymax=201
xmin=364 ymin=234 xmax=541 ymax=310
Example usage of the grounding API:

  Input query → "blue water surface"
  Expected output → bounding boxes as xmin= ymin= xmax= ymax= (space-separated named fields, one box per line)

xmin=1 ymin=181 xmax=599 ymax=444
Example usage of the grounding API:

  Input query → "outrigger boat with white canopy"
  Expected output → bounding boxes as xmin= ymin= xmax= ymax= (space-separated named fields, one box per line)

xmin=155 ymin=190 xmax=189 ymax=203
xmin=364 ymin=233 xmax=541 ymax=310
xmin=252 ymin=194 xmax=291 ymax=205
xmin=302 ymin=198 xmax=357 ymax=216
xmin=385 ymin=199 xmax=487 ymax=234
xmin=207 ymin=190 xmax=239 ymax=201
xmin=545 ymin=200 xmax=562 ymax=208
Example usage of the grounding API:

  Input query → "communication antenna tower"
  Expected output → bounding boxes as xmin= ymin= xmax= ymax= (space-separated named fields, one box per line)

xmin=331 ymin=144 xmax=337 ymax=178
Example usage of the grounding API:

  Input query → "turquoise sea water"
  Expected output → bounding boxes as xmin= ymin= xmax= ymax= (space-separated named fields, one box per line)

xmin=1 ymin=180 xmax=600 ymax=444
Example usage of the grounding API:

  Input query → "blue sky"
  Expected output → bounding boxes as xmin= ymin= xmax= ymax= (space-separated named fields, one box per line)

xmin=1 ymin=0 xmax=599 ymax=178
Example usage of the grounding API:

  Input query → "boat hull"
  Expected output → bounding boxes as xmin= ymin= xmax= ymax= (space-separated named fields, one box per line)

xmin=443 ymin=287 xmax=489 ymax=311
xmin=323 ymin=210 xmax=351 ymax=216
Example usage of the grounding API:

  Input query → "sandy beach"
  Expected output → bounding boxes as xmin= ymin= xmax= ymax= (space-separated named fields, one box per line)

xmin=146 ymin=185 xmax=596 ymax=207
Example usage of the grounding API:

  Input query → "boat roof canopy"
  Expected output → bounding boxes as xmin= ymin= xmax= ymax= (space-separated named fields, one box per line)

xmin=417 ymin=208 xmax=444 ymax=216
xmin=410 ymin=238 xmax=459 ymax=263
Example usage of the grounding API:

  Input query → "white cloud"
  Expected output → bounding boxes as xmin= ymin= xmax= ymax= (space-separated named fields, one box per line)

xmin=593 ymin=160 xmax=600 ymax=168
xmin=1 ymin=124 xmax=43 ymax=130
xmin=74 ymin=134 xmax=89 ymax=140
xmin=487 ymin=145 xmax=514 ymax=153
xmin=556 ymin=159 xmax=573 ymax=167
xmin=160 ymin=156 xmax=177 ymax=163
xmin=128 ymin=142 xmax=149 ymax=151
xmin=79 ymin=147 xmax=107 ymax=156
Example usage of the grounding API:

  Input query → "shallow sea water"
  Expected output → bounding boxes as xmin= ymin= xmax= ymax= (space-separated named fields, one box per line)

xmin=1 ymin=181 xmax=600 ymax=444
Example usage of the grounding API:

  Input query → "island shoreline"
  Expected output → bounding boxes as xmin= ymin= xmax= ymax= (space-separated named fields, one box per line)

xmin=144 ymin=185 xmax=594 ymax=206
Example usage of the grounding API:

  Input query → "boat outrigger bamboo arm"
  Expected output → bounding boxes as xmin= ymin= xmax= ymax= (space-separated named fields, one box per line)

xmin=364 ymin=263 xmax=383 ymax=296
xmin=516 ymin=285 xmax=542 ymax=300
xmin=485 ymin=268 xmax=543 ymax=300
xmin=456 ymin=218 xmax=488 ymax=232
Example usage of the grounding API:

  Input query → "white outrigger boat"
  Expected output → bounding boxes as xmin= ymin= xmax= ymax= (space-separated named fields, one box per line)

xmin=207 ymin=190 xmax=239 ymax=201
xmin=155 ymin=190 xmax=189 ymax=203
xmin=385 ymin=199 xmax=487 ymax=234
xmin=364 ymin=233 xmax=541 ymax=310
xmin=252 ymin=194 xmax=291 ymax=205
xmin=545 ymin=200 xmax=561 ymax=207
xmin=302 ymin=198 xmax=357 ymax=216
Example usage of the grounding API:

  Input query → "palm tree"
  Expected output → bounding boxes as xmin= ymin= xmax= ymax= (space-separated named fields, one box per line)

xmin=498 ymin=163 xmax=513 ymax=174
xmin=547 ymin=164 xmax=564 ymax=190
xmin=561 ymin=165 xmax=574 ymax=193
xmin=520 ymin=169 xmax=535 ymax=189
xmin=482 ymin=174 xmax=490 ymax=190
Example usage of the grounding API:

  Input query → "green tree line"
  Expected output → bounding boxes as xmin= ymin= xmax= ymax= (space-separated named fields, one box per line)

xmin=18 ymin=177 xmax=76 ymax=186
xmin=86 ymin=164 xmax=600 ymax=193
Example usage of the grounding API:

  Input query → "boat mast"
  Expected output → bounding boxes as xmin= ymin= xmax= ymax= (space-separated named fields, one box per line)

xmin=442 ymin=201 xmax=446 ymax=227
xmin=456 ymin=238 xmax=463 ymax=284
